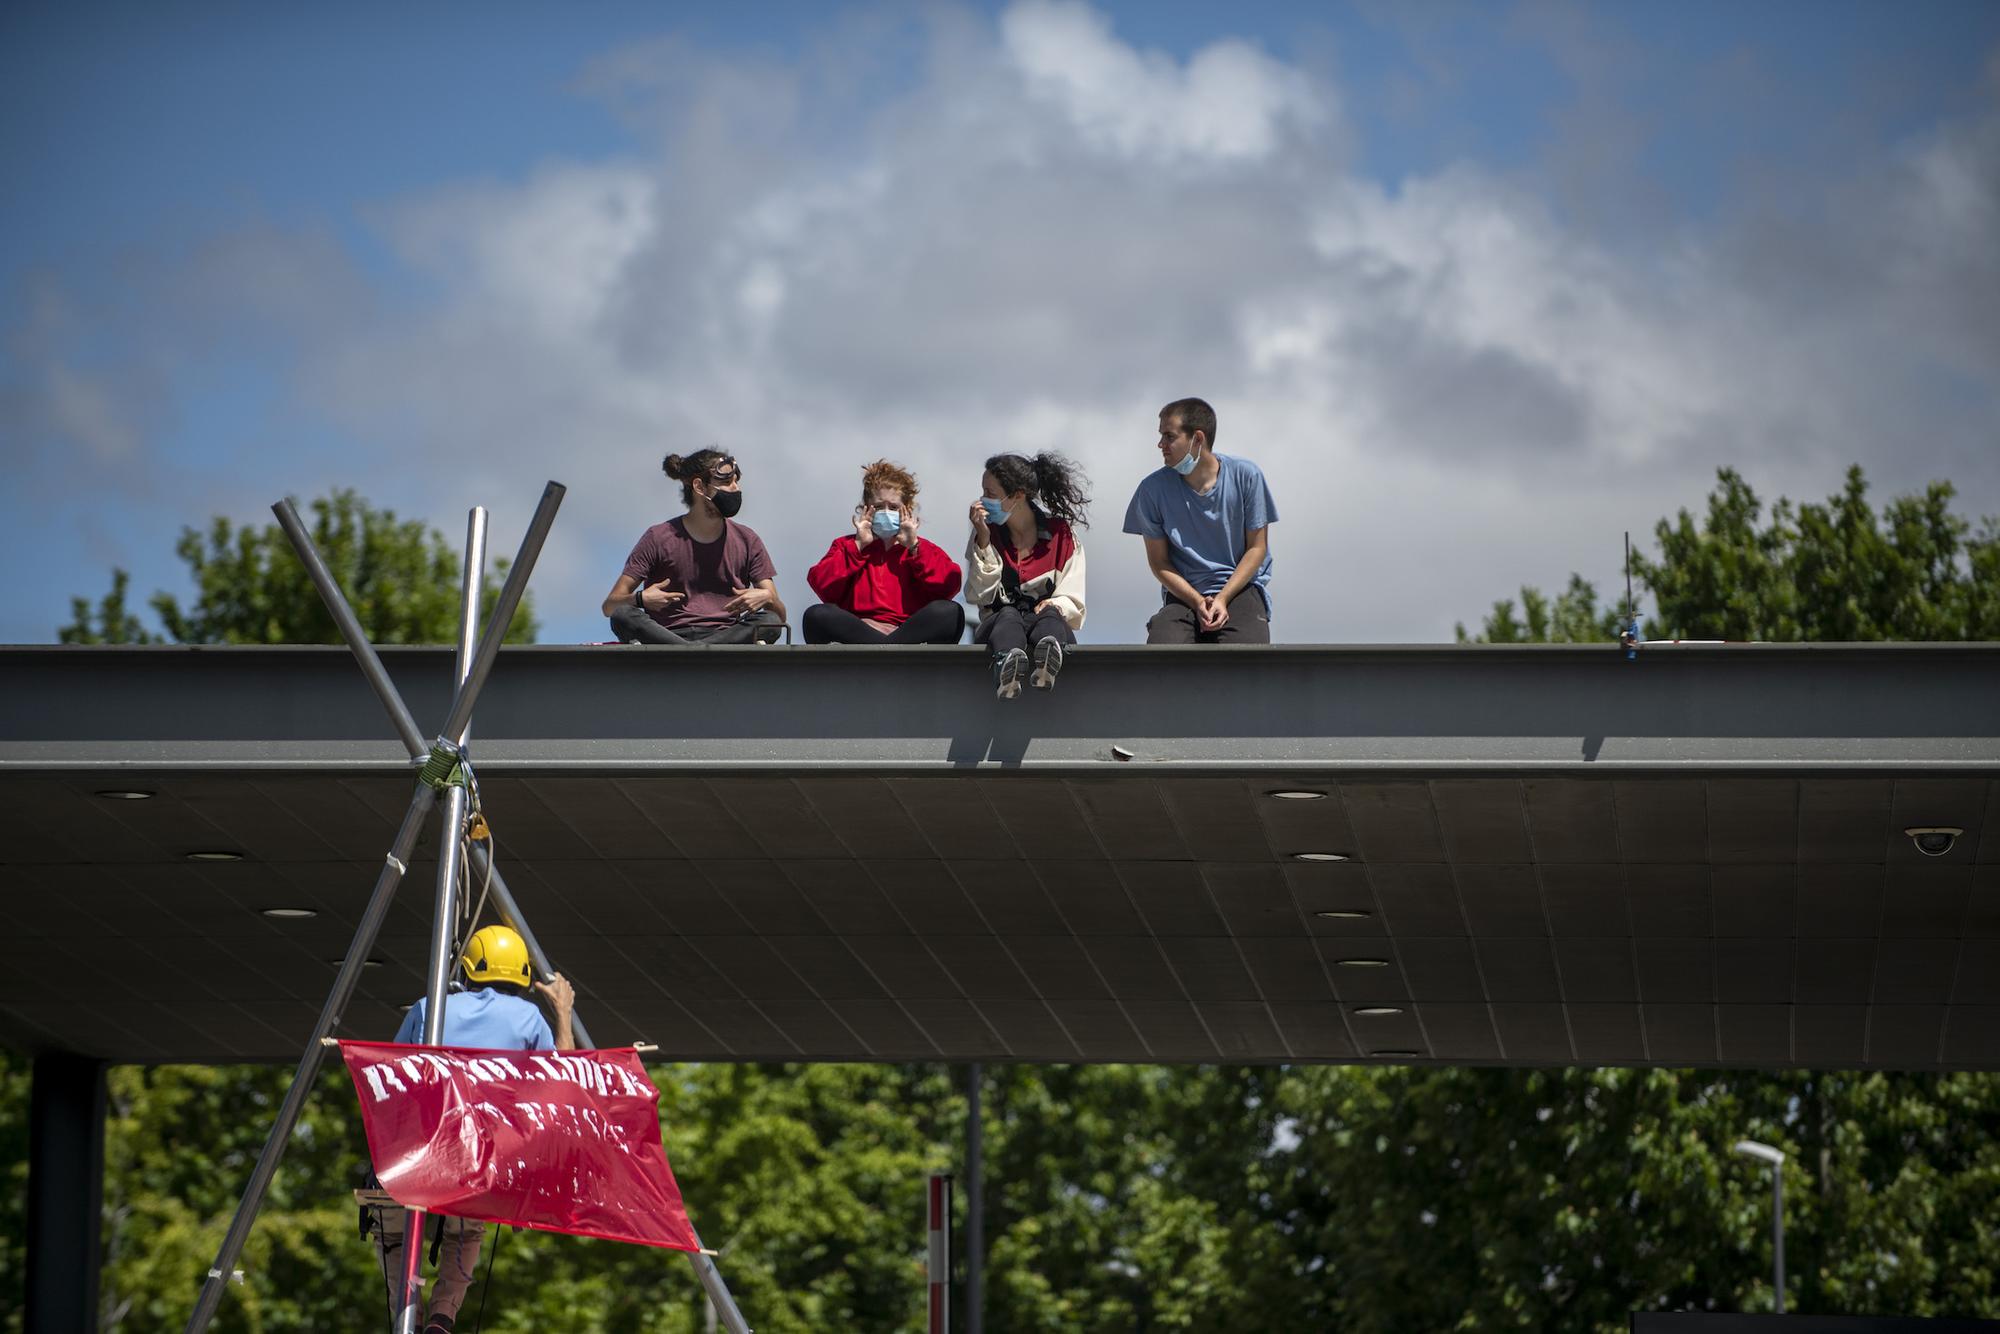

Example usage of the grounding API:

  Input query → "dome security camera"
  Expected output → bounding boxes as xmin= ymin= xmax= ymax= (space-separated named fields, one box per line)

xmin=1904 ymin=826 xmax=1963 ymax=858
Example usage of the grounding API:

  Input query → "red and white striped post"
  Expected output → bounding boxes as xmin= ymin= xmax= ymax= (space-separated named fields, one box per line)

xmin=928 ymin=1173 xmax=952 ymax=1334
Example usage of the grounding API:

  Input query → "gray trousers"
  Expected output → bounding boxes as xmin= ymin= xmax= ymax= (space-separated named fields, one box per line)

xmin=609 ymin=604 xmax=783 ymax=644
xmin=375 ymin=1209 xmax=487 ymax=1327
xmin=1145 ymin=597 xmax=1271 ymax=644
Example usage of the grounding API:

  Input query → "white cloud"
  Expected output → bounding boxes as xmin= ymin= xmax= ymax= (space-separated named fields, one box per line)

xmin=7 ymin=2 xmax=1997 ymax=646
xmin=1000 ymin=0 xmax=1330 ymax=163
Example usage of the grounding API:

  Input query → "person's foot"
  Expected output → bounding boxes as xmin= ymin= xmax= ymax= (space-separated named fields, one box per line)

xmin=993 ymin=648 xmax=1027 ymax=699
xmin=1030 ymin=636 xmax=1064 ymax=691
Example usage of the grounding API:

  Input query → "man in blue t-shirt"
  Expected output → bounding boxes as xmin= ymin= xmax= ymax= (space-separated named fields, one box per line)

xmin=376 ymin=925 xmax=575 ymax=1334
xmin=1122 ymin=397 xmax=1279 ymax=643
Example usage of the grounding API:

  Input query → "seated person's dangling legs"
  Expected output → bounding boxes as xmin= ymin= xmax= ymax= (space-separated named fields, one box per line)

xmin=964 ymin=452 xmax=1090 ymax=699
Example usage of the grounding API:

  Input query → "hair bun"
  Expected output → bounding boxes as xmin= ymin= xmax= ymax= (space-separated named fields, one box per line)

xmin=662 ymin=454 xmax=685 ymax=478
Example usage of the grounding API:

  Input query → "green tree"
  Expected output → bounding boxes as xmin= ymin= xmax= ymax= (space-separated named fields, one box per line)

xmin=1456 ymin=572 xmax=1628 ymax=644
xmin=57 ymin=490 xmax=538 ymax=646
xmin=1461 ymin=466 xmax=2000 ymax=643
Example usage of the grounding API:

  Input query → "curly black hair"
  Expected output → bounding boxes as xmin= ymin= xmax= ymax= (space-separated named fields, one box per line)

xmin=984 ymin=451 xmax=1090 ymax=528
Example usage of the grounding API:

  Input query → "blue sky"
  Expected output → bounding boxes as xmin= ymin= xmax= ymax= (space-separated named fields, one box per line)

xmin=5 ymin=0 xmax=1998 ymax=645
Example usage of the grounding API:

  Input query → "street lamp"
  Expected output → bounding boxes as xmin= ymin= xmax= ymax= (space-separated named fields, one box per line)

xmin=1733 ymin=1140 xmax=1786 ymax=1314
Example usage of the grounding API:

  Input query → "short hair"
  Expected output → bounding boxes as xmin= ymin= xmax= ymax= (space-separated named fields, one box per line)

xmin=1160 ymin=397 xmax=1217 ymax=447
xmin=662 ymin=448 xmax=739 ymax=507
xmin=859 ymin=459 xmax=919 ymax=510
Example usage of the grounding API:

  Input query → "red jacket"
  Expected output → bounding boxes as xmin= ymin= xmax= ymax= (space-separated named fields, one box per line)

xmin=807 ymin=534 xmax=963 ymax=624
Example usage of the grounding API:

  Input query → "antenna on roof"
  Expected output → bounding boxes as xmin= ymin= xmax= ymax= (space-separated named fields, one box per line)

xmin=1620 ymin=530 xmax=1641 ymax=661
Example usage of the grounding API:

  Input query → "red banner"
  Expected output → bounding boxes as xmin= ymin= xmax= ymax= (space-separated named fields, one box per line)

xmin=338 ymin=1041 xmax=701 ymax=1252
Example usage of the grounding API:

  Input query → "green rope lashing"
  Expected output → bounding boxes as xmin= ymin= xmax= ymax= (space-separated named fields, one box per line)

xmin=418 ymin=739 xmax=468 ymax=790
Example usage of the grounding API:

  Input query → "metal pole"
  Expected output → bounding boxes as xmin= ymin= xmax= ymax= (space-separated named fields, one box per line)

xmin=927 ymin=1175 xmax=951 ymax=1334
xmin=437 ymin=482 xmax=564 ymax=746
xmin=25 ymin=1053 xmax=106 ymax=1334
xmin=1773 ymin=1169 xmax=1785 ymax=1315
xmin=966 ymin=1064 xmax=983 ymax=1334
xmin=688 ymin=1252 xmax=753 ymax=1334
xmin=456 ymin=508 xmax=487 ymax=739
xmin=184 ymin=787 xmax=437 ymax=1334
xmin=397 ymin=511 xmax=484 ymax=1334
xmin=275 ymin=504 xmax=591 ymax=1054
xmin=271 ymin=499 xmax=427 ymax=758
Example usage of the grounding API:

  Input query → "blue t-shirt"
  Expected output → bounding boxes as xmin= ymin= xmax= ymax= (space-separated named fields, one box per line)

xmin=1122 ymin=454 xmax=1279 ymax=614
xmin=395 ymin=986 xmax=554 ymax=1051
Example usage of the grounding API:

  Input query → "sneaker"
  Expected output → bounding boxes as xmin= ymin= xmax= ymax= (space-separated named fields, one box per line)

xmin=1030 ymin=636 xmax=1064 ymax=690
xmin=993 ymin=648 xmax=1027 ymax=699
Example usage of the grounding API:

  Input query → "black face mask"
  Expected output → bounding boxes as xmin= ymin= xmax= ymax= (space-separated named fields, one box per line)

xmin=710 ymin=488 xmax=743 ymax=519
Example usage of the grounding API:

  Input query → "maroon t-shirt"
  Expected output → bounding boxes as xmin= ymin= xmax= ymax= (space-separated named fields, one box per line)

xmin=621 ymin=518 xmax=776 ymax=631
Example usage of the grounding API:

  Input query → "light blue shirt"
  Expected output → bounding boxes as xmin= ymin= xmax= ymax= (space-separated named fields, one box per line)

xmin=1122 ymin=454 xmax=1279 ymax=614
xmin=395 ymin=986 xmax=554 ymax=1051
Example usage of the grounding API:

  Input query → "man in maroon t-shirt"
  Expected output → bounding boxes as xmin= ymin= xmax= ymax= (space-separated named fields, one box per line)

xmin=600 ymin=449 xmax=788 ymax=644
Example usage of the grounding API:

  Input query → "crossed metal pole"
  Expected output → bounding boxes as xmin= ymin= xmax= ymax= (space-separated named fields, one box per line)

xmin=184 ymin=483 xmax=751 ymax=1334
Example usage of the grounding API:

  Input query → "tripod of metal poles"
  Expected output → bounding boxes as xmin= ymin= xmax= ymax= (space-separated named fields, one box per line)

xmin=182 ymin=482 xmax=751 ymax=1334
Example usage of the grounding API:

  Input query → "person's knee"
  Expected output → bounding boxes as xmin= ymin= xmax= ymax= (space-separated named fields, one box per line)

xmin=1145 ymin=604 xmax=1195 ymax=644
xmin=801 ymin=604 xmax=840 ymax=643
xmin=608 ymin=604 xmax=648 ymax=642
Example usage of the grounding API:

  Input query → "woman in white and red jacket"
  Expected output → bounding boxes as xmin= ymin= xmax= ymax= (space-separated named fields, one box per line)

xmin=804 ymin=459 xmax=966 ymax=644
xmin=965 ymin=451 xmax=1090 ymax=699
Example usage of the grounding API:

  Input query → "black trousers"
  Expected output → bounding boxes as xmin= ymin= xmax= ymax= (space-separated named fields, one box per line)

xmin=1145 ymin=597 xmax=1271 ymax=644
xmin=802 ymin=600 xmax=966 ymax=644
xmin=609 ymin=604 xmax=783 ymax=644
xmin=975 ymin=604 xmax=1075 ymax=657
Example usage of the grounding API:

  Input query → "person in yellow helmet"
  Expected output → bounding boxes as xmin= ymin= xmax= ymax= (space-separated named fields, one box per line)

xmin=373 ymin=926 xmax=575 ymax=1333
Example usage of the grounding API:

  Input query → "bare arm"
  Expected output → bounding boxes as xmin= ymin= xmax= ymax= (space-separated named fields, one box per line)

xmin=1142 ymin=536 xmax=1206 ymax=610
xmin=1215 ymin=527 xmax=1268 ymax=609
xmin=536 ymin=973 xmax=577 ymax=1051
xmin=1200 ymin=527 xmax=1269 ymax=630
xmin=602 ymin=574 xmax=684 ymax=619
xmin=725 ymin=577 xmax=786 ymax=621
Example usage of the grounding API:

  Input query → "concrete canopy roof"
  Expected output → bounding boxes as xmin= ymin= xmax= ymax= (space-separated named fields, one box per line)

xmin=2 ymin=643 xmax=1996 ymax=1068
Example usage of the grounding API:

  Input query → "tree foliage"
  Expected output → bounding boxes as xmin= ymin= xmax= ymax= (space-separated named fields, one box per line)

xmin=1460 ymin=465 xmax=2000 ymax=643
xmin=58 ymin=490 xmax=538 ymax=646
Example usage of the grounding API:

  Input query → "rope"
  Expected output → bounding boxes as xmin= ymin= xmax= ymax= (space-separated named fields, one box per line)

xmin=467 ymin=1223 xmax=504 ymax=1334
xmin=418 ymin=738 xmax=468 ymax=791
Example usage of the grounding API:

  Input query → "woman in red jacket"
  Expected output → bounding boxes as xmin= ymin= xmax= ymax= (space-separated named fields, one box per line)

xmin=803 ymin=460 xmax=967 ymax=644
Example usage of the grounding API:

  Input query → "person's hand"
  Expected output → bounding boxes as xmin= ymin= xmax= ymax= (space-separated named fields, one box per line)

xmin=898 ymin=510 xmax=921 ymax=551
xmin=535 ymin=972 xmax=575 ymax=1016
xmin=725 ymin=584 xmax=773 ymax=614
xmin=1197 ymin=594 xmax=1230 ymax=632
xmin=640 ymin=582 xmax=685 ymax=614
xmin=1034 ymin=599 xmax=1055 ymax=615
xmin=969 ymin=499 xmax=991 ymax=548
xmin=853 ymin=507 xmax=874 ymax=548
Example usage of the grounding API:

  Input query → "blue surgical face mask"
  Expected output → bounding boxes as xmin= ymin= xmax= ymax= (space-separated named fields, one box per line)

xmin=871 ymin=509 xmax=902 ymax=538
xmin=1171 ymin=444 xmax=1201 ymax=476
xmin=980 ymin=497 xmax=1011 ymax=524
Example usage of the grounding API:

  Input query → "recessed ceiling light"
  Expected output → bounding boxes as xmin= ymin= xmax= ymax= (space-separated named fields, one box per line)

xmin=1315 ymin=909 xmax=1372 ymax=920
xmin=1369 ymin=1049 xmax=1421 ymax=1058
xmin=1267 ymin=790 xmax=1327 ymax=801
xmin=1291 ymin=852 xmax=1349 ymax=862
xmin=1335 ymin=958 xmax=1391 ymax=968
xmin=186 ymin=850 xmax=243 ymax=862
xmin=1352 ymin=1006 xmax=1404 ymax=1016
xmin=95 ymin=789 xmax=155 ymax=800
xmin=261 ymin=907 xmax=317 ymax=920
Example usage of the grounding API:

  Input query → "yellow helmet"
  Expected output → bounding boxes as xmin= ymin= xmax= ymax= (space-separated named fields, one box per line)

xmin=459 ymin=925 xmax=532 ymax=989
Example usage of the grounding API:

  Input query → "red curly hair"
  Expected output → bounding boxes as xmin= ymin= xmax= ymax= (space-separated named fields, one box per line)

xmin=859 ymin=459 xmax=920 ymax=511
